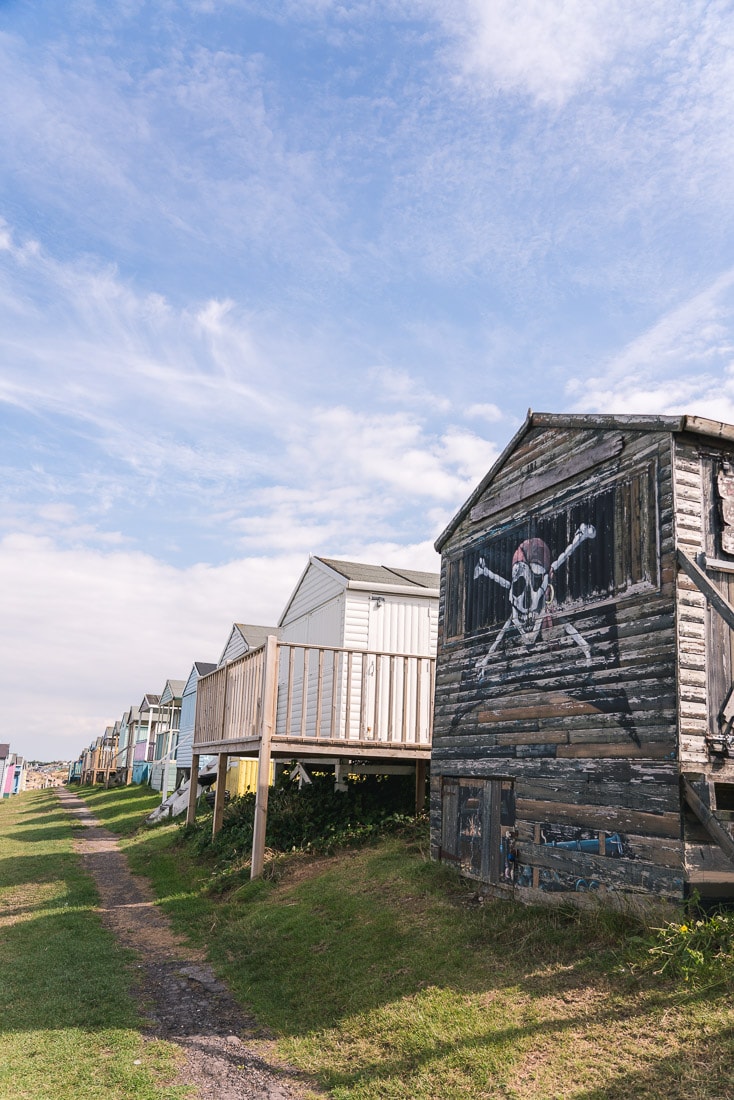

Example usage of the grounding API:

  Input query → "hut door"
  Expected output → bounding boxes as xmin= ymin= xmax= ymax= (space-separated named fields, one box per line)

xmin=440 ymin=777 xmax=515 ymax=885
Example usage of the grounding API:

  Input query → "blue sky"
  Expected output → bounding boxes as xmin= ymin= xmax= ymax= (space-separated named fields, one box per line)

xmin=2 ymin=0 xmax=734 ymax=760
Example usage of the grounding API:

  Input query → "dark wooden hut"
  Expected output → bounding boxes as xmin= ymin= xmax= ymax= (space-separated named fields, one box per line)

xmin=431 ymin=412 xmax=734 ymax=907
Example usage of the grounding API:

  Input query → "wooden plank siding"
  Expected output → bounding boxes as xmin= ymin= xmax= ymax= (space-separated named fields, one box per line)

xmin=432 ymin=416 xmax=734 ymax=906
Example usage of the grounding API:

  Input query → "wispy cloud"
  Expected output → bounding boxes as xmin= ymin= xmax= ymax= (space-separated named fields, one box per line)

xmin=0 ymin=226 xmax=497 ymax=564
xmin=566 ymin=268 xmax=734 ymax=418
xmin=433 ymin=2 xmax=687 ymax=106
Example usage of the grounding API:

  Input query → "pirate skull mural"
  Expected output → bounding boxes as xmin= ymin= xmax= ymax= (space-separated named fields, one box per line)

xmin=475 ymin=523 xmax=596 ymax=675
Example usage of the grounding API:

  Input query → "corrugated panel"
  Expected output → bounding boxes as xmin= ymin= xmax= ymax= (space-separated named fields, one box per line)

xmin=365 ymin=597 xmax=436 ymax=743
xmin=225 ymin=758 xmax=273 ymax=796
xmin=367 ymin=596 xmax=435 ymax=655
xmin=281 ymin=593 xmax=345 ymax=646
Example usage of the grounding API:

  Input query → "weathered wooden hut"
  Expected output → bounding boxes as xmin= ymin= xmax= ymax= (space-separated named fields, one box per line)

xmin=431 ymin=412 xmax=734 ymax=907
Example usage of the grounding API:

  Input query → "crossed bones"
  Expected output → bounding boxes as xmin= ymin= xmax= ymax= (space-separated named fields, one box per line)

xmin=474 ymin=523 xmax=597 ymax=676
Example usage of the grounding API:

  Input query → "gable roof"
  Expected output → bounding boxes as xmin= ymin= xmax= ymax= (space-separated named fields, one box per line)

xmin=218 ymin=623 xmax=280 ymax=666
xmin=435 ymin=410 xmax=734 ymax=553
xmin=316 ymin=557 xmax=439 ymax=590
xmin=278 ymin=555 xmax=440 ymax=626
xmin=232 ymin=623 xmax=279 ymax=650
xmin=194 ymin=660 xmax=217 ymax=675
xmin=183 ymin=660 xmax=218 ymax=696
xmin=159 ymin=679 xmax=186 ymax=705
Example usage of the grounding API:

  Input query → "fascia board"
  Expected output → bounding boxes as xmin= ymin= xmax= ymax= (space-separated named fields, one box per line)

xmin=346 ymin=580 xmax=439 ymax=597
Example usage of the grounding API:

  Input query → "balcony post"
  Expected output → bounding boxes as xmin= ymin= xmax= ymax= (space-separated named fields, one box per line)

xmin=212 ymin=752 xmax=229 ymax=837
xmin=186 ymin=753 xmax=200 ymax=825
xmin=251 ymin=635 xmax=279 ymax=879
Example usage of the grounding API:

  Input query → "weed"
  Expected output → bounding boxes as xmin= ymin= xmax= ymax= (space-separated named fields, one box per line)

xmin=634 ymin=909 xmax=734 ymax=986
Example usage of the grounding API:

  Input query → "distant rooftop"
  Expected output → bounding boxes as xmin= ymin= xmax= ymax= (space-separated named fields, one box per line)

xmin=232 ymin=623 xmax=281 ymax=649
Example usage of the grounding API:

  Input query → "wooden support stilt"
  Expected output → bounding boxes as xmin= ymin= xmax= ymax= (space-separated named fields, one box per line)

xmin=415 ymin=759 xmax=427 ymax=813
xmin=334 ymin=759 xmax=348 ymax=792
xmin=212 ymin=753 xmax=229 ymax=837
xmin=186 ymin=753 xmax=200 ymax=825
xmin=251 ymin=635 xmax=279 ymax=879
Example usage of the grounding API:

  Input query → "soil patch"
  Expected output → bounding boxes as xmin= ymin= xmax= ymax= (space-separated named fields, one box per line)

xmin=57 ymin=787 xmax=315 ymax=1100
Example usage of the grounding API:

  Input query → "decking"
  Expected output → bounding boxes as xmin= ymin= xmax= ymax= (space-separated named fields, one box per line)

xmin=188 ymin=635 xmax=435 ymax=874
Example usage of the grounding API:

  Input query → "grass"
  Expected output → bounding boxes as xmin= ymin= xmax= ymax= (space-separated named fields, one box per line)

xmin=76 ymin=786 xmax=734 ymax=1097
xmin=0 ymin=789 xmax=186 ymax=1100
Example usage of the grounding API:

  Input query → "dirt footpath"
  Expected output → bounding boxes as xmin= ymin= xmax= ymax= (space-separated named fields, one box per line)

xmin=57 ymin=787 xmax=313 ymax=1100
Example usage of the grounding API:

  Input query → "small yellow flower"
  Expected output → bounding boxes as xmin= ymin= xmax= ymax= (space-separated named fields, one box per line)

xmin=680 ymin=924 xmax=689 ymax=932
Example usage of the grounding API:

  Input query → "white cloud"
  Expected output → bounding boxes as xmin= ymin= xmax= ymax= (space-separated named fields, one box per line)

xmin=433 ymin=1 xmax=674 ymax=106
xmin=285 ymin=407 xmax=493 ymax=505
xmin=465 ymin=402 xmax=503 ymax=422
xmin=0 ymin=534 xmax=303 ymax=760
xmin=367 ymin=366 xmax=451 ymax=412
xmin=0 ymin=233 xmax=499 ymax=561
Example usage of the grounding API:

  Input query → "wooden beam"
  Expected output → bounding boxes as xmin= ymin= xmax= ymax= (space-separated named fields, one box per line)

xmin=186 ymin=753 xmax=200 ymax=826
xmin=251 ymin=635 xmax=279 ymax=880
xmin=212 ymin=753 xmax=229 ymax=837
xmin=677 ymin=549 xmax=734 ymax=632
xmin=682 ymin=775 xmax=734 ymax=865
xmin=471 ymin=434 xmax=624 ymax=523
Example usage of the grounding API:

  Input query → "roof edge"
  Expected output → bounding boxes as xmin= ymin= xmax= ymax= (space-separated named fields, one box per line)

xmin=434 ymin=410 xmax=534 ymax=553
xmin=278 ymin=556 xmax=343 ymax=627
xmin=434 ymin=410 xmax=734 ymax=554
xmin=346 ymin=579 xmax=439 ymax=597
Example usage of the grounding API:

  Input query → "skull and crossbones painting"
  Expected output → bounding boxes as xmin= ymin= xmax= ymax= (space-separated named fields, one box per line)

xmin=474 ymin=523 xmax=597 ymax=676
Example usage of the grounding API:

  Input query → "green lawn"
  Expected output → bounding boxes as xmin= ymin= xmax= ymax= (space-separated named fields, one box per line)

xmin=0 ymin=789 xmax=186 ymax=1100
xmin=76 ymin=784 xmax=734 ymax=1100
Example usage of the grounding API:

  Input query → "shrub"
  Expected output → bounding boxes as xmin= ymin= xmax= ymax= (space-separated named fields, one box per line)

xmin=181 ymin=770 xmax=423 ymax=868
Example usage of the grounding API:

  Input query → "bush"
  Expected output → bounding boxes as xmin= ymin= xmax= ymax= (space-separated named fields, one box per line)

xmin=181 ymin=770 xmax=423 ymax=868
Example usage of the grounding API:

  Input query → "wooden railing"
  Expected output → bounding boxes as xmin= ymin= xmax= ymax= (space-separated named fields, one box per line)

xmin=195 ymin=644 xmax=267 ymax=748
xmin=194 ymin=639 xmax=435 ymax=752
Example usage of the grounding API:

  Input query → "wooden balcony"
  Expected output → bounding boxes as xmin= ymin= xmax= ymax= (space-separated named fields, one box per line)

xmin=189 ymin=635 xmax=435 ymax=876
xmin=193 ymin=636 xmax=435 ymax=759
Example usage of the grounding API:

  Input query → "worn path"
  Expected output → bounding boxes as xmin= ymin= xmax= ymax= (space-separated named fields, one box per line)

xmin=56 ymin=787 xmax=313 ymax=1100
